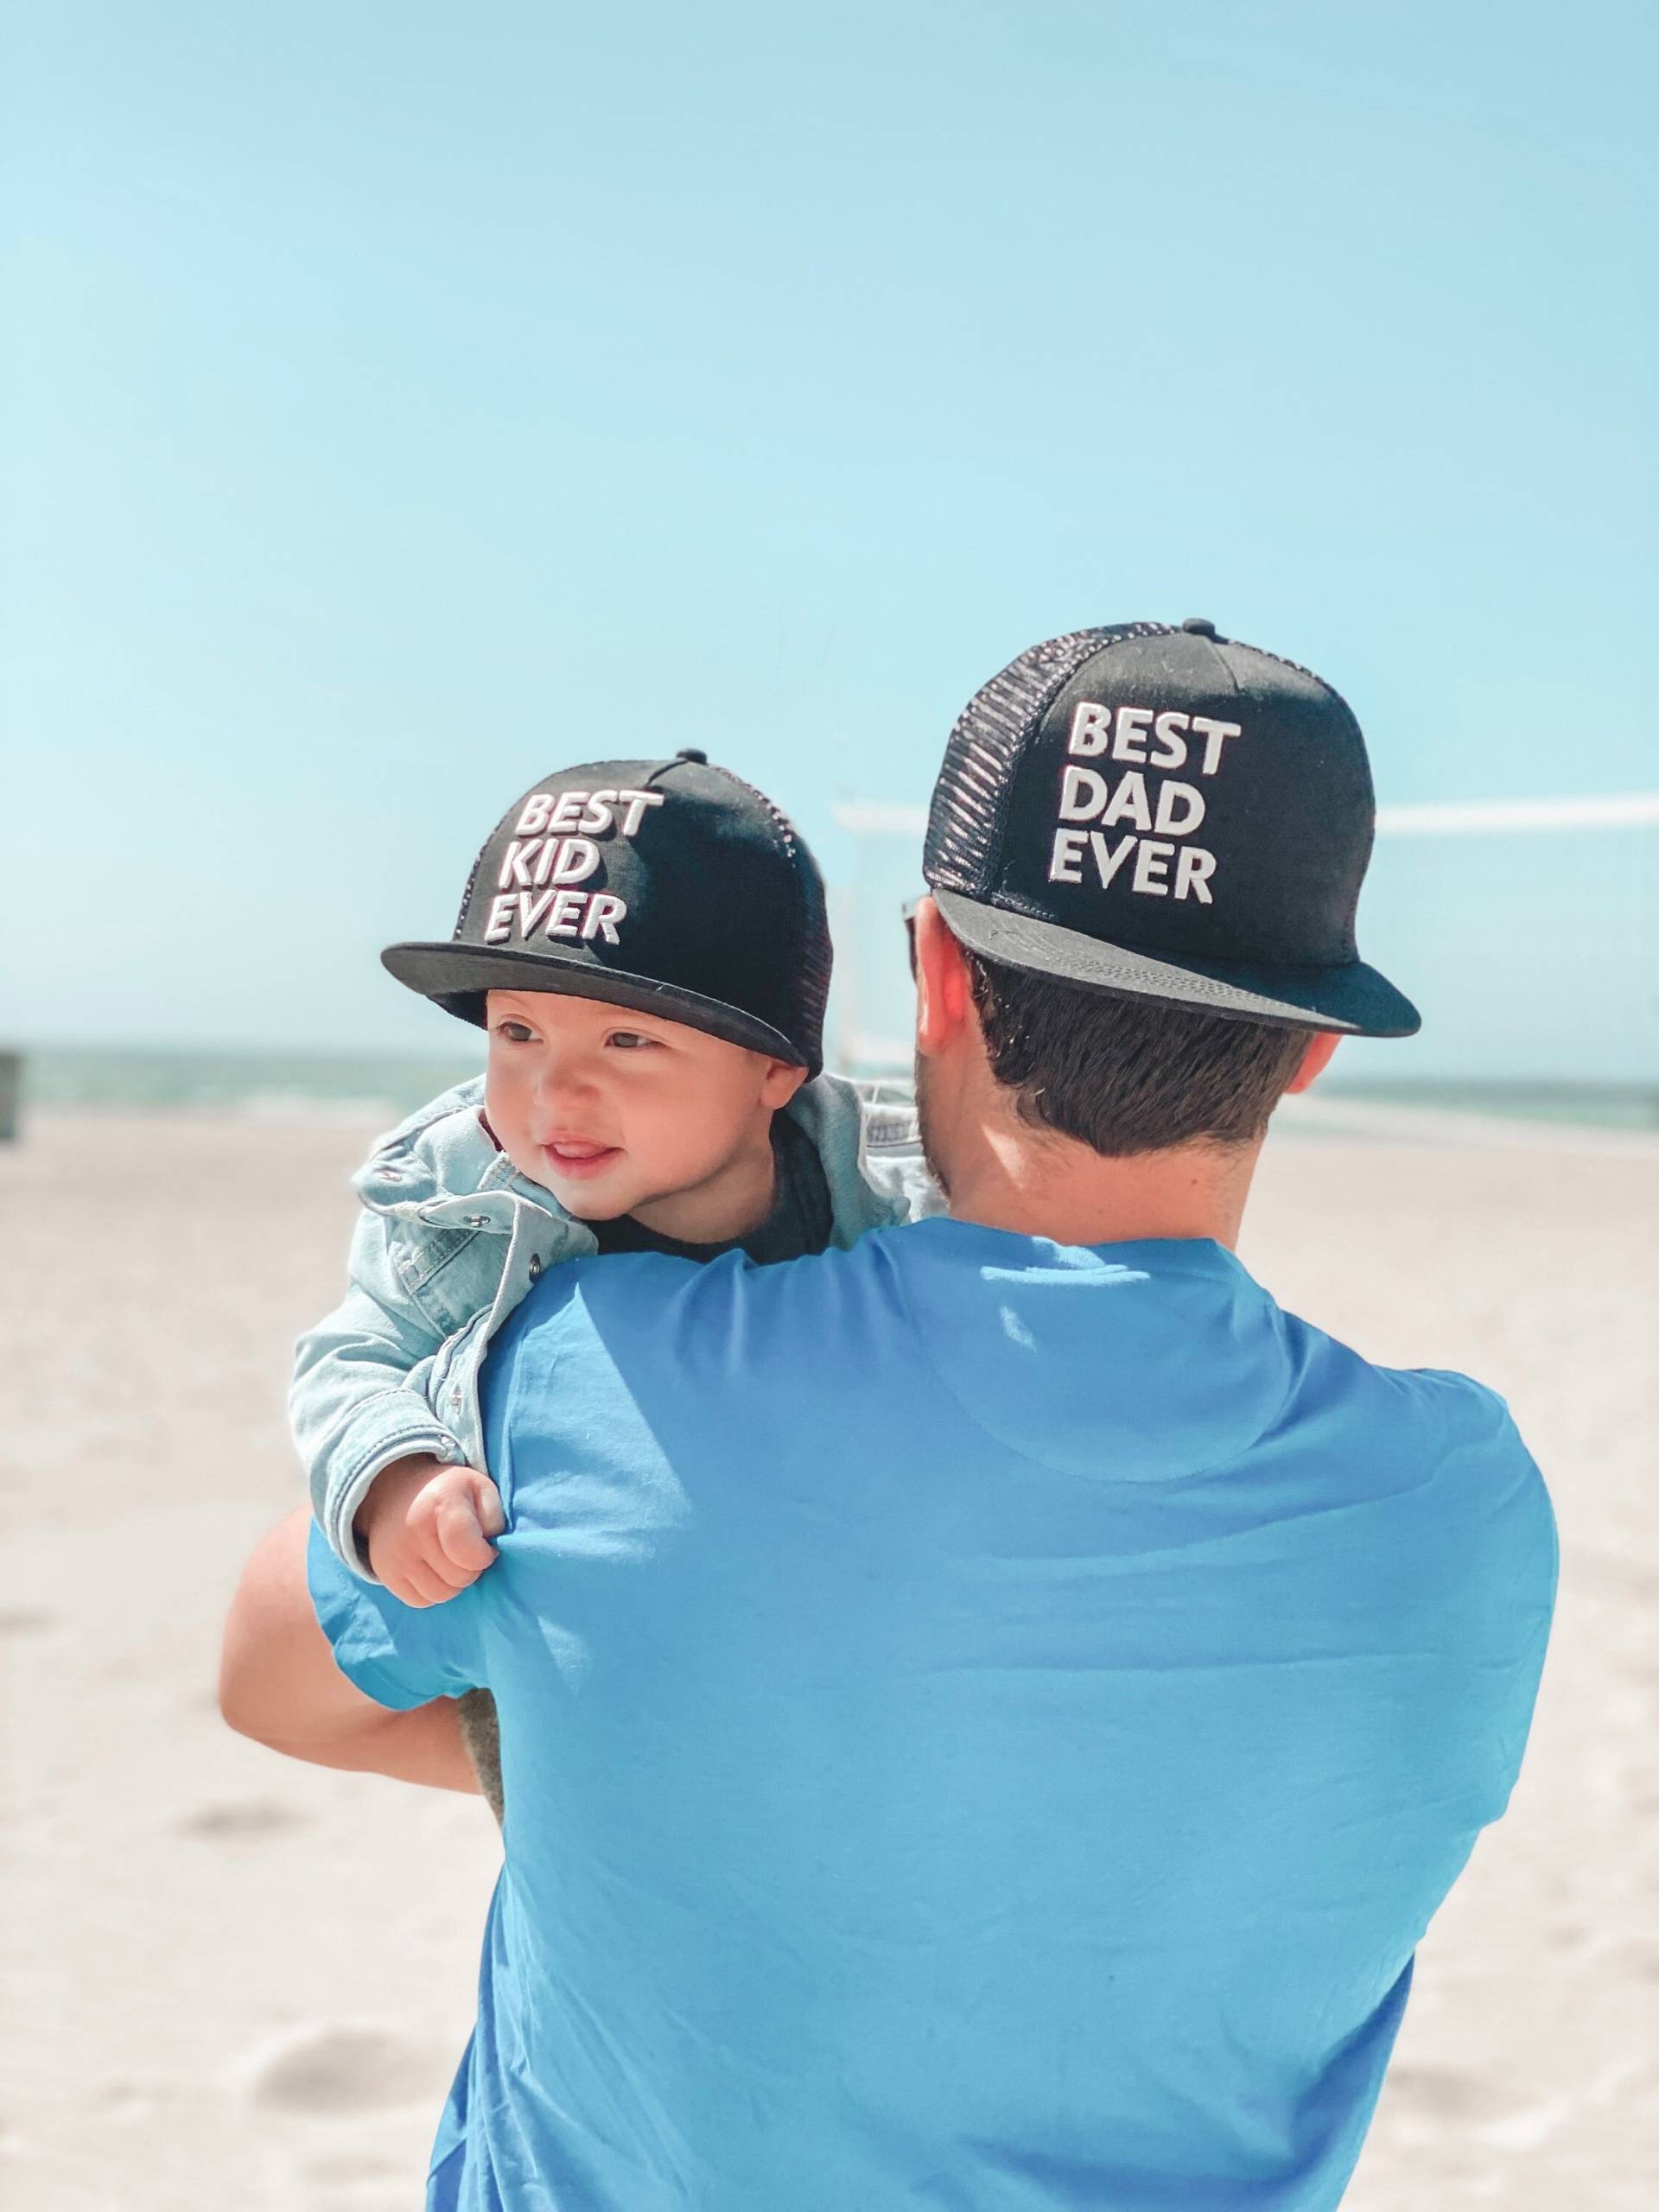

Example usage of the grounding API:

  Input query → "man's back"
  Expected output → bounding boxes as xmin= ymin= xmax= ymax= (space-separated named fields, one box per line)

xmin=315 ymin=1218 xmax=1554 ymax=2211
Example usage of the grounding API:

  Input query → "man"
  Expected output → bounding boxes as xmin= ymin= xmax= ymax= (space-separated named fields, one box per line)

xmin=222 ymin=620 xmax=1557 ymax=2211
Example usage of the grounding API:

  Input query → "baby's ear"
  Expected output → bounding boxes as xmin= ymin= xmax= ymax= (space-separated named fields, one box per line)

xmin=759 ymin=1058 xmax=810 ymax=1109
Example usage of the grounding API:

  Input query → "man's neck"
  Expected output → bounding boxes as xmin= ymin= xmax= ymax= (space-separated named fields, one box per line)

xmin=932 ymin=1072 xmax=1258 ymax=1251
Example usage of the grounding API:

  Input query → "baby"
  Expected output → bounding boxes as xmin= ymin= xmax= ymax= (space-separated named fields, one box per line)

xmin=291 ymin=748 xmax=940 ymax=1815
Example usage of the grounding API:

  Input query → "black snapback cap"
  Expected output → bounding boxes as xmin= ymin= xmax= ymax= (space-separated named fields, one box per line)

xmin=383 ymin=751 xmax=831 ymax=1074
xmin=924 ymin=620 xmax=1420 ymax=1037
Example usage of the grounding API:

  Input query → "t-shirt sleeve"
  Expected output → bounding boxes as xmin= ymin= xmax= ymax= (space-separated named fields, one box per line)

xmin=306 ymin=1520 xmax=487 ymax=1710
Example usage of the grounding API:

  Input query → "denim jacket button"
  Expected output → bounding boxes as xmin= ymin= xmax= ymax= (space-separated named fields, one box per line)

xmin=528 ymin=1254 xmax=543 ymax=1281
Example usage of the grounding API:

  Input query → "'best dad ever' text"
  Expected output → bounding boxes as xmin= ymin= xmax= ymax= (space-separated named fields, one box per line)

xmin=1048 ymin=701 xmax=1240 ymax=904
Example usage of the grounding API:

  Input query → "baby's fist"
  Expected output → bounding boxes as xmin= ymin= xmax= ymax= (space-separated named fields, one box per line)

xmin=357 ymin=1453 xmax=506 ymax=1607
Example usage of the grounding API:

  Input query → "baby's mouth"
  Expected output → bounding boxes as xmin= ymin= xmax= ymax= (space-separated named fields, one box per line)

xmin=541 ymin=1136 xmax=622 ymax=1178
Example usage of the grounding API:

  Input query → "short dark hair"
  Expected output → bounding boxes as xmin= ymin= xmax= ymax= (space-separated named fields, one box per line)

xmin=963 ymin=950 xmax=1313 ymax=1156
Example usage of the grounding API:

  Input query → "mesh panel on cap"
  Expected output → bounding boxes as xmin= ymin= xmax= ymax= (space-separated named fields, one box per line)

xmin=923 ymin=624 xmax=1171 ymax=895
xmin=450 ymin=849 xmax=482 ymax=938
xmin=709 ymin=762 xmax=832 ymax=1072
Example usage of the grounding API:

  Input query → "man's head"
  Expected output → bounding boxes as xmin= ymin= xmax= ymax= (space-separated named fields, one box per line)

xmin=912 ymin=620 xmax=1406 ymax=1230
xmin=483 ymin=986 xmax=805 ymax=1222
xmin=911 ymin=899 xmax=1338 ymax=1199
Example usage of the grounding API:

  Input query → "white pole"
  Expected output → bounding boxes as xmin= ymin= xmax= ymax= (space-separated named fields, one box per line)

xmin=834 ymin=793 xmax=1659 ymax=841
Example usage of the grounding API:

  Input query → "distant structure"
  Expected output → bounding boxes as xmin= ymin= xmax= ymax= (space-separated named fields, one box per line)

xmin=0 ymin=1051 xmax=20 ymax=1141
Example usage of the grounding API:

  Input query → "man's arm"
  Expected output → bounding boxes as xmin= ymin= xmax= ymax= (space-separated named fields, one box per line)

xmin=219 ymin=1507 xmax=481 ymax=1795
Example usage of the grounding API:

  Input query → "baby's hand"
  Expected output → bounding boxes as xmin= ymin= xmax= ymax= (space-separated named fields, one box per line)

xmin=356 ymin=1453 xmax=506 ymax=1608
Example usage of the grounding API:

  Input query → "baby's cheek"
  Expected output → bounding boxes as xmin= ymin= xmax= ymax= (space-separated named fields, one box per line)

xmin=482 ymin=1079 xmax=536 ymax=1175
xmin=617 ymin=1118 xmax=680 ymax=1181
xmin=652 ymin=1121 xmax=733 ymax=1192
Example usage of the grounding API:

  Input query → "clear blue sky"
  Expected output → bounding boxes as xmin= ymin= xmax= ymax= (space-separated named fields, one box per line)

xmin=3 ymin=2 xmax=1655 ymax=1077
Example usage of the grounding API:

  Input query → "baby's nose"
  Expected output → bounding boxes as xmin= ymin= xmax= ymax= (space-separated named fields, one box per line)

xmin=533 ymin=1053 xmax=601 ymax=1102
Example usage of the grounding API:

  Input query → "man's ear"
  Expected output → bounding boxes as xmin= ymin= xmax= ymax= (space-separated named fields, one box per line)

xmin=1285 ymin=1031 xmax=1342 ymax=1095
xmin=912 ymin=896 xmax=974 ymax=1059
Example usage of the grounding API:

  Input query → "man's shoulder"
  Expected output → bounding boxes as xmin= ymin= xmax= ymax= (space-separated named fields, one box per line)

xmin=498 ymin=1230 xmax=899 ymax=1382
xmin=1398 ymin=1364 xmax=1552 ymax=1520
xmin=1364 ymin=1357 xmax=1535 ymax=1467
xmin=480 ymin=1245 xmax=889 ymax=1527
xmin=1321 ymin=1346 xmax=1555 ymax=1586
xmin=1281 ymin=1300 xmax=1544 ymax=1473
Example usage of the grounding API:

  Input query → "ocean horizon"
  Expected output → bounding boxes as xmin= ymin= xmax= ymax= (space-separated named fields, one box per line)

xmin=6 ymin=1042 xmax=1656 ymax=1134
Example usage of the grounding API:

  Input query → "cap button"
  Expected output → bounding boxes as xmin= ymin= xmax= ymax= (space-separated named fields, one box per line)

xmin=1180 ymin=616 xmax=1219 ymax=638
xmin=675 ymin=747 xmax=709 ymax=764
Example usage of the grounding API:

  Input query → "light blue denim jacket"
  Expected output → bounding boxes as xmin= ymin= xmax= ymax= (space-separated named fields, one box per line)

xmin=292 ymin=1071 xmax=941 ymax=1576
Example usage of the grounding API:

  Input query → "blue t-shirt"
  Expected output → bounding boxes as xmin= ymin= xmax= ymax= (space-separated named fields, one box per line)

xmin=308 ymin=1219 xmax=1556 ymax=2211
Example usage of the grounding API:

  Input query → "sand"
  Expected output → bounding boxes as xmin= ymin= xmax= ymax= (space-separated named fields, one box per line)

xmin=1 ymin=1103 xmax=1654 ymax=2210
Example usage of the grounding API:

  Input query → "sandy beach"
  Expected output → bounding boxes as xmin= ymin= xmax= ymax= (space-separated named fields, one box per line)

xmin=2 ymin=1103 xmax=1654 ymax=2211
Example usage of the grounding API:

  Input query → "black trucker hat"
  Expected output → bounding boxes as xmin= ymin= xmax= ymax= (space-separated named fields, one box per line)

xmin=924 ymin=619 xmax=1420 ymax=1037
xmin=382 ymin=751 xmax=831 ymax=1074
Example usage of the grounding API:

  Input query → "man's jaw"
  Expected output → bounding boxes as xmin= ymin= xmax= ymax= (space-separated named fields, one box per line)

xmin=912 ymin=1052 xmax=951 ymax=1200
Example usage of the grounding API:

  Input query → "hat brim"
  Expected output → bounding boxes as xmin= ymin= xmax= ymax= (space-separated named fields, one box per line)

xmin=381 ymin=942 xmax=811 ymax=1066
xmin=932 ymin=890 xmax=1421 ymax=1039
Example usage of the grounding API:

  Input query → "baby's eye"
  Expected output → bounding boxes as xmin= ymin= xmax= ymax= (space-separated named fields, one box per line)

xmin=495 ymin=1020 xmax=537 ymax=1044
xmin=607 ymin=1030 xmax=660 ymax=1052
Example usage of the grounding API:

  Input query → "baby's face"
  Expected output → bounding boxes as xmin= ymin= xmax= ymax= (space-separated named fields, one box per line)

xmin=483 ymin=988 xmax=802 ymax=1223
